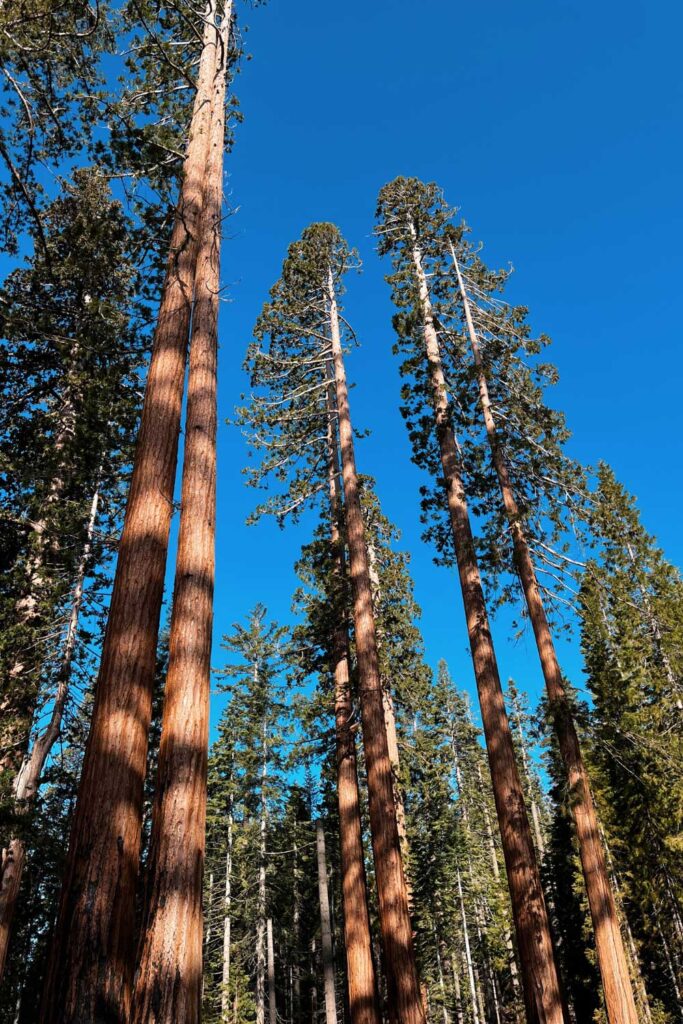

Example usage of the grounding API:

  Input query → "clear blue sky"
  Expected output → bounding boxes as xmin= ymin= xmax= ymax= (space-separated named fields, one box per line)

xmin=202 ymin=0 xmax=683 ymax=731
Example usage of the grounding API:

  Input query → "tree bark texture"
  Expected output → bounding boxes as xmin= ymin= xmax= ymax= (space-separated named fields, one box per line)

xmin=450 ymin=241 xmax=639 ymax=1024
xmin=38 ymin=8 xmax=220 ymax=1021
xmin=130 ymin=6 xmax=225 ymax=1020
xmin=316 ymin=822 xmax=338 ymax=1024
xmin=327 ymin=269 xmax=425 ymax=1024
xmin=324 ymin=362 xmax=381 ymax=1024
xmin=409 ymin=236 xmax=565 ymax=1024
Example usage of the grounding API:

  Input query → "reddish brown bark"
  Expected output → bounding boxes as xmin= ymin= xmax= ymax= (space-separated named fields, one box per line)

xmin=325 ymin=374 xmax=381 ymax=1024
xmin=130 ymin=9 xmax=226 ymax=1021
xmin=450 ymin=242 xmax=639 ymax=1024
xmin=327 ymin=269 xmax=425 ymax=1024
xmin=409 ymin=237 xmax=565 ymax=1024
xmin=38 ymin=12 xmax=219 ymax=1022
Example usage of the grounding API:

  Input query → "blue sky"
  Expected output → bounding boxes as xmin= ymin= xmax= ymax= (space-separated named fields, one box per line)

xmin=202 ymin=0 xmax=683 ymax=731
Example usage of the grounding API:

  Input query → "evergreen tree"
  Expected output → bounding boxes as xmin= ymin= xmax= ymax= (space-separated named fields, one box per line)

xmin=580 ymin=466 xmax=683 ymax=1020
xmin=240 ymin=222 xmax=425 ymax=1024
xmin=0 ymin=169 xmax=146 ymax=975
xmin=376 ymin=177 xmax=565 ymax=1024
xmin=39 ymin=2 xmax=245 ymax=1017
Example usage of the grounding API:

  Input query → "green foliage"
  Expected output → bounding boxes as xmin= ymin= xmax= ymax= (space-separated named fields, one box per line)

xmin=0 ymin=169 xmax=145 ymax=806
xmin=238 ymin=222 xmax=359 ymax=523
xmin=375 ymin=176 xmax=587 ymax=626
xmin=579 ymin=466 xmax=683 ymax=1017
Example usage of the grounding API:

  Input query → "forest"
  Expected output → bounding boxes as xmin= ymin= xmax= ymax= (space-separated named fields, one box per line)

xmin=0 ymin=0 xmax=680 ymax=1022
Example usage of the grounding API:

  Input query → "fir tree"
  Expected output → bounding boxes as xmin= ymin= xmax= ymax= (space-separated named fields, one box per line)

xmin=376 ymin=177 xmax=565 ymax=1024
xmin=240 ymin=222 xmax=425 ymax=1024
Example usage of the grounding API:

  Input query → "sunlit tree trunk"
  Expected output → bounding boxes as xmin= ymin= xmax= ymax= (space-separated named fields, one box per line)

xmin=130 ymin=9 xmax=227 ymax=1018
xmin=39 ymin=8 xmax=221 ymax=1020
xmin=316 ymin=822 xmax=338 ymax=1024
xmin=267 ymin=918 xmax=277 ymax=1024
xmin=409 ymin=232 xmax=565 ymax=1024
xmin=457 ymin=870 xmax=481 ymax=1024
xmin=324 ymin=362 xmax=381 ymax=1024
xmin=327 ymin=267 xmax=425 ymax=1024
xmin=450 ymin=241 xmax=639 ymax=1024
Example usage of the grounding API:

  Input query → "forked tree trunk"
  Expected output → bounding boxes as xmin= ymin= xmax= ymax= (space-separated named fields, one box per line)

xmin=327 ymin=268 xmax=425 ymax=1024
xmin=39 ymin=9 xmax=220 ymax=1021
xmin=316 ymin=822 xmax=338 ymax=1024
xmin=130 ymin=10 xmax=226 ymax=1019
xmin=0 ymin=482 xmax=100 ymax=980
xmin=409 ymin=234 xmax=565 ymax=1024
xmin=450 ymin=242 xmax=639 ymax=1024
xmin=324 ymin=368 xmax=382 ymax=1024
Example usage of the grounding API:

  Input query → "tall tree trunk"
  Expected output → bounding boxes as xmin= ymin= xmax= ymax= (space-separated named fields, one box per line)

xmin=366 ymin=544 xmax=412 ymax=903
xmin=222 ymin=801 xmax=233 ymax=1020
xmin=327 ymin=268 xmax=425 ymax=1024
xmin=256 ymin=710 xmax=268 ymax=1024
xmin=433 ymin=924 xmax=450 ymax=1024
xmin=39 ymin=9 xmax=221 ymax=1021
xmin=0 ymin=481 xmax=100 ymax=980
xmin=451 ymin=951 xmax=464 ymax=1024
xmin=311 ymin=938 xmax=319 ymax=1024
xmin=508 ymin=688 xmax=546 ymax=860
xmin=450 ymin=241 xmax=639 ymax=1024
xmin=293 ymin=831 xmax=302 ymax=1023
xmin=457 ymin=870 xmax=481 ymax=1024
xmin=267 ymin=919 xmax=277 ymax=1024
xmin=316 ymin=822 xmax=338 ymax=1024
xmin=409 ymin=234 xmax=565 ymax=1024
xmin=130 ymin=10 xmax=226 ymax=1018
xmin=324 ymin=365 xmax=383 ymax=1024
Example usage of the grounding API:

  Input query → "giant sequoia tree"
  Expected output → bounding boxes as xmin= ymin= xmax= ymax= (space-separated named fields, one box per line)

xmin=240 ymin=222 xmax=425 ymax=1024
xmin=376 ymin=178 xmax=565 ymax=1024
xmin=39 ymin=1 xmax=240 ymax=1018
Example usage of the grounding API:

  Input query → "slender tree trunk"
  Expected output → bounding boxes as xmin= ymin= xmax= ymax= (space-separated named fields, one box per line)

xmin=311 ymin=938 xmax=319 ymax=1024
xmin=450 ymin=241 xmax=639 ymax=1024
xmin=508 ymin=689 xmax=546 ymax=859
xmin=324 ymin=361 xmax=381 ymax=1024
xmin=0 ymin=481 xmax=100 ymax=980
xmin=267 ymin=919 xmax=277 ymax=1024
xmin=293 ymin=831 xmax=302 ymax=1023
xmin=130 ymin=10 xmax=226 ymax=1018
xmin=1 ymin=365 xmax=78 ymax=773
xmin=457 ymin=870 xmax=481 ymax=1024
xmin=433 ymin=924 xmax=450 ymax=1024
xmin=316 ymin=822 xmax=338 ymax=1024
xmin=257 ymin=710 xmax=268 ymax=1024
xmin=451 ymin=952 xmax=464 ymax=1024
xmin=367 ymin=545 xmax=412 ymax=902
xmin=39 ymin=9 xmax=221 ymax=1021
xmin=408 ymin=234 xmax=564 ymax=1024
xmin=222 ymin=802 xmax=233 ymax=1020
xmin=327 ymin=268 xmax=425 ymax=1024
